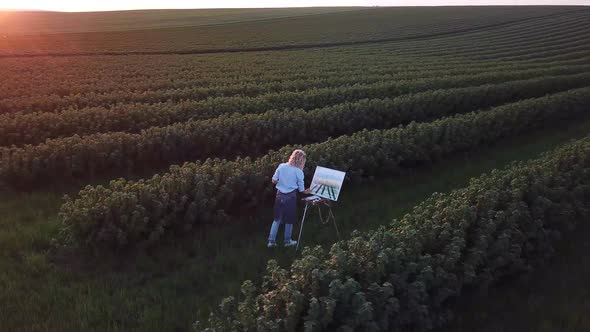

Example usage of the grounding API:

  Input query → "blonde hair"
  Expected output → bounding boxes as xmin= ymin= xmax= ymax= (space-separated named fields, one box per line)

xmin=288 ymin=149 xmax=306 ymax=170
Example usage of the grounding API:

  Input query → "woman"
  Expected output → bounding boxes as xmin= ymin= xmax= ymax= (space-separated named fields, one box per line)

xmin=267 ymin=149 xmax=310 ymax=248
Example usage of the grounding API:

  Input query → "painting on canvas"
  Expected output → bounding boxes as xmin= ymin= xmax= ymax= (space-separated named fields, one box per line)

xmin=310 ymin=166 xmax=346 ymax=201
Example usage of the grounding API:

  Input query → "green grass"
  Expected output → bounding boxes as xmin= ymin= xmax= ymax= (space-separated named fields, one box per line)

xmin=1 ymin=115 xmax=590 ymax=331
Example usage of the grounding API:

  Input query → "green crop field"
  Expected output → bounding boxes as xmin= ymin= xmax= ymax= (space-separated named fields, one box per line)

xmin=0 ymin=6 xmax=583 ymax=56
xmin=0 ymin=8 xmax=361 ymax=34
xmin=1 ymin=6 xmax=590 ymax=332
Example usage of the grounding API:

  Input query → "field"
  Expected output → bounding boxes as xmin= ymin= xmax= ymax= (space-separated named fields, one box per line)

xmin=0 ymin=8 xmax=361 ymax=34
xmin=1 ymin=6 xmax=590 ymax=332
xmin=0 ymin=6 xmax=583 ymax=55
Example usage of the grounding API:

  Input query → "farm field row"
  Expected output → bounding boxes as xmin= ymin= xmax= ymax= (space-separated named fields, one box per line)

xmin=361 ymin=10 xmax=590 ymax=56
xmin=2 ymin=11 xmax=590 ymax=108
xmin=6 ymin=56 xmax=589 ymax=114
xmin=3 ymin=63 xmax=590 ymax=148
xmin=1 ymin=7 xmax=581 ymax=56
xmin=3 ymin=72 xmax=590 ymax=188
xmin=0 ymin=7 xmax=363 ymax=35
xmin=3 ymin=48 xmax=589 ymax=103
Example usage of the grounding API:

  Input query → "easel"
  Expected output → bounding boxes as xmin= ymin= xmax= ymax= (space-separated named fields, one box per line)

xmin=296 ymin=196 xmax=341 ymax=251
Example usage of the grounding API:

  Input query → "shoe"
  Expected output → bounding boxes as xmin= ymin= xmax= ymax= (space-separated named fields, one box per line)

xmin=284 ymin=239 xmax=297 ymax=247
xmin=267 ymin=241 xmax=277 ymax=248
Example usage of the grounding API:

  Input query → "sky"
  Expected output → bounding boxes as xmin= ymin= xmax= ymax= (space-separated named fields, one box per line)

xmin=0 ymin=0 xmax=587 ymax=12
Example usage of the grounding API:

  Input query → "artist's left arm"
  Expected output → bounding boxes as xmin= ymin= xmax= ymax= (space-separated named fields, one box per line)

xmin=272 ymin=165 xmax=280 ymax=185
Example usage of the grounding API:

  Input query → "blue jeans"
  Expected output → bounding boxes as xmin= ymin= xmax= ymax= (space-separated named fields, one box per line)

xmin=268 ymin=221 xmax=294 ymax=243
xmin=269 ymin=190 xmax=297 ymax=243
xmin=273 ymin=190 xmax=297 ymax=225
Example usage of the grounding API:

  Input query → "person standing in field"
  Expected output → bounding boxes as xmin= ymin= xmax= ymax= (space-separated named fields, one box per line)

xmin=267 ymin=149 xmax=310 ymax=248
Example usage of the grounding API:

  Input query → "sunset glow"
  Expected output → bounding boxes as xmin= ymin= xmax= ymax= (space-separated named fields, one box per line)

xmin=1 ymin=0 xmax=587 ymax=12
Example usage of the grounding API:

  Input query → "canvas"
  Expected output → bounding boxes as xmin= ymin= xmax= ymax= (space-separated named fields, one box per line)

xmin=310 ymin=166 xmax=346 ymax=201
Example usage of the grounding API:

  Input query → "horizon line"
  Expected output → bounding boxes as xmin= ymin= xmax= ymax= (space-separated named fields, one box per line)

xmin=2 ymin=4 xmax=588 ymax=13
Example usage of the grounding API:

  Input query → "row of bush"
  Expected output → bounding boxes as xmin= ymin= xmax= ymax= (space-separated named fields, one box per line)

xmin=196 ymin=134 xmax=590 ymax=331
xmin=0 ymin=59 xmax=542 ymax=115
xmin=5 ymin=72 xmax=590 ymax=189
xmin=58 ymin=86 xmax=590 ymax=250
xmin=3 ymin=51 xmax=548 ymax=103
xmin=2 ymin=63 xmax=588 ymax=147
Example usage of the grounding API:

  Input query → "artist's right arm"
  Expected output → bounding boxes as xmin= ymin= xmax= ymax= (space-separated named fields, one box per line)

xmin=297 ymin=169 xmax=305 ymax=193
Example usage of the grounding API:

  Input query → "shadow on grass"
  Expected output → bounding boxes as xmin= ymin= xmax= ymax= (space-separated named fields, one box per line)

xmin=441 ymin=221 xmax=590 ymax=332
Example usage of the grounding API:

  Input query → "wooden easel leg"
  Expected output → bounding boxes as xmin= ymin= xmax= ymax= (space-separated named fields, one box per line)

xmin=296 ymin=202 xmax=309 ymax=251
xmin=331 ymin=208 xmax=341 ymax=241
